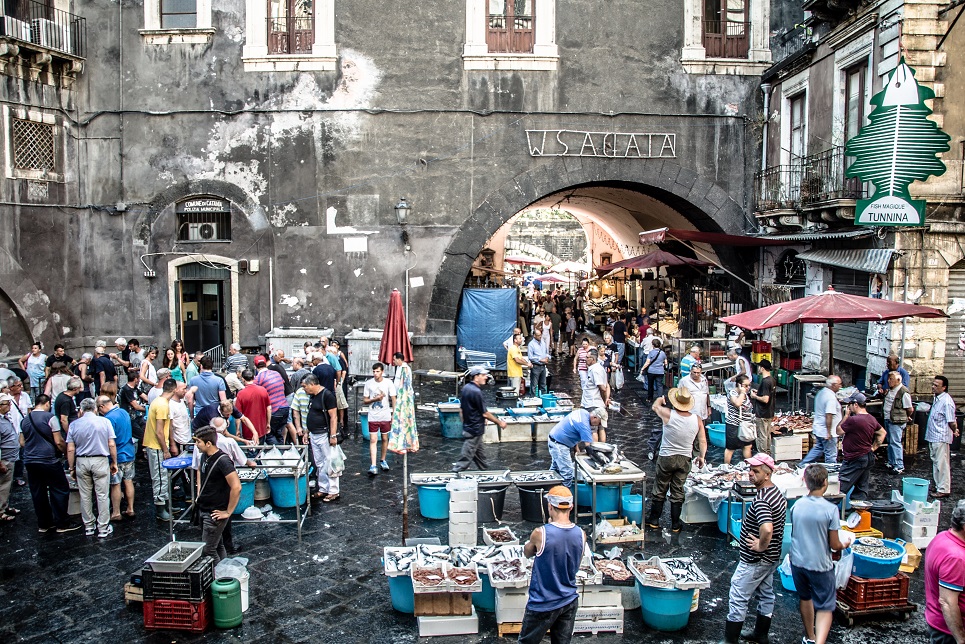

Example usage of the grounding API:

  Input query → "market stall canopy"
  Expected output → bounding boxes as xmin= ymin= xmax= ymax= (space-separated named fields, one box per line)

xmin=594 ymin=249 xmax=709 ymax=277
xmin=550 ymin=260 xmax=590 ymax=274
xmin=537 ymin=273 xmax=569 ymax=283
xmin=504 ymin=253 xmax=550 ymax=265
xmin=795 ymin=248 xmax=898 ymax=275
xmin=379 ymin=288 xmax=413 ymax=364
xmin=639 ymin=227 xmax=793 ymax=247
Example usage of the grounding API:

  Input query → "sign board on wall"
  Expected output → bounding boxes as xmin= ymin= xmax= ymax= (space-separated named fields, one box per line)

xmin=846 ymin=60 xmax=950 ymax=226
xmin=525 ymin=130 xmax=676 ymax=159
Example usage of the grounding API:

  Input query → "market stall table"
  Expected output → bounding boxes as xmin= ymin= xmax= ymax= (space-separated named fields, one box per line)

xmin=792 ymin=373 xmax=828 ymax=411
xmin=413 ymin=369 xmax=464 ymax=399
xmin=574 ymin=455 xmax=646 ymax=549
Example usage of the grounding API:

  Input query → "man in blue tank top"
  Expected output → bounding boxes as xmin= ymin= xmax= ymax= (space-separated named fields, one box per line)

xmin=519 ymin=486 xmax=586 ymax=644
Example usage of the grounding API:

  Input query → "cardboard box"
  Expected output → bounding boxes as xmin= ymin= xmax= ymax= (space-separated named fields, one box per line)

xmin=414 ymin=592 xmax=473 ymax=617
xmin=417 ymin=606 xmax=479 ymax=636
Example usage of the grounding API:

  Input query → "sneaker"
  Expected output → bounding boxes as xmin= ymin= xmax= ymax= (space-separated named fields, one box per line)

xmin=379 ymin=460 xmax=390 ymax=471
xmin=85 ymin=527 xmax=96 ymax=536
xmin=802 ymin=638 xmax=815 ymax=644
xmin=368 ymin=465 xmax=378 ymax=475
xmin=98 ymin=525 xmax=114 ymax=538
xmin=55 ymin=523 xmax=81 ymax=533
xmin=648 ymin=451 xmax=654 ymax=461
xmin=893 ymin=467 xmax=904 ymax=475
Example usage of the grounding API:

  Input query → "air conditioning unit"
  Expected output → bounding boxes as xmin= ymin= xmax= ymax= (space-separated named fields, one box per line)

xmin=30 ymin=18 xmax=70 ymax=54
xmin=0 ymin=16 xmax=30 ymax=42
xmin=188 ymin=222 xmax=219 ymax=241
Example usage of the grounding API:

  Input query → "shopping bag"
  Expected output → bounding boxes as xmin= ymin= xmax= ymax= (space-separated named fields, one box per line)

xmin=612 ymin=367 xmax=625 ymax=390
xmin=834 ymin=548 xmax=853 ymax=589
xmin=738 ymin=420 xmax=756 ymax=443
xmin=328 ymin=445 xmax=346 ymax=478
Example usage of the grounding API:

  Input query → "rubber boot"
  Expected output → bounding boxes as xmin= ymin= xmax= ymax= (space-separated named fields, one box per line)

xmin=154 ymin=505 xmax=171 ymax=522
xmin=723 ymin=620 xmax=743 ymax=643
xmin=670 ymin=502 xmax=683 ymax=532
xmin=741 ymin=614 xmax=771 ymax=643
xmin=646 ymin=500 xmax=664 ymax=530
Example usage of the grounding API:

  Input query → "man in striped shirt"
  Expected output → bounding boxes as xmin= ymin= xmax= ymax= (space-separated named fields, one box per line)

xmin=725 ymin=453 xmax=786 ymax=644
xmin=926 ymin=375 xmax=959 ymax=499
xmin=254 ymin=356 xmax=291 ymax=444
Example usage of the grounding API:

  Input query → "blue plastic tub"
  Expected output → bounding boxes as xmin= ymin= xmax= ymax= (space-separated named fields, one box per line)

xmin=575 ymin=483 xmax=631 ymax=512
xmin=780 ymin=522 xmax=792 ymax=560
xmin=622 ymin=494 xmax=644 ymax=525
xmin=780 ymin=565 xmax=796 ymax=592
xmin=473 ymin=574 xmax=496 ymax=612
xmin=387 ymin=574 xmax=415 ymax=613
xmin=232 ymin=479 xmax=256 ymax=515
xmin=717 ymin=499 xmax=745 ymax=535
xmin=361 ymin=412 xmax=370 ymax=440
xmin=637 ymin=582 xmax=695 ymax=631
xmin=706 ymin=423 xmax=726 ymax=448
xmin=267 ymin=474 xmax=307 ymax=508
xmin=418 ymin=485 xmax=450 ymax=520
xmin=902 ymin=477 xmax=929 ymax=505
xmin=439 ymin=410 xmax=464 ymax=439
xmin=852 ymin=541 xmax=905 ymax=579
xmin=540 ymin=394 xmax=557 ymax=408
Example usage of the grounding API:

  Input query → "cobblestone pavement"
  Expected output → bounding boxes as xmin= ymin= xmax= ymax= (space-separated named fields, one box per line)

xmin=0 ymin=353 xmax=958 ymax=643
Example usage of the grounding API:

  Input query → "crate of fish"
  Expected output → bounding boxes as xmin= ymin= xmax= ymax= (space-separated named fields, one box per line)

xmin=447 ymin=563 xmax=482 ymax=593
xmin=660 ymin=557 xmax=711 ymax=590
xmin=412 ymin=564 xmax=451 ymax=594
xmin=144 ymin=541 xmax=206 ymax=574
xmin=628 ymin=555 xmax=675 ymax=589
xmin=838 ymin=573 xmax=910 ymax=611
xmin=142 ymin=556 xmax=215 ymax=601
xmin=383 ymin=546 xmax=416 ymax=578
xmin=576 ymin=552 xmax=604 ymax=586
xmin=597 ymin=519 xmax=645 ymax=546
xmin=593 ymin=558 xmax=635 ymax=586
xmin=486 ymin=558 xmax=531 ymax=589
xmin=483 ymin=526 xmax=519 ymax=546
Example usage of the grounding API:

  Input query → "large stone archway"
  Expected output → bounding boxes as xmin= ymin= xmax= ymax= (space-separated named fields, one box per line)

xmin=426 ymin=158 xmax=751 ymax=334
xmin=0 ymin=245 xmax=61 ymax=345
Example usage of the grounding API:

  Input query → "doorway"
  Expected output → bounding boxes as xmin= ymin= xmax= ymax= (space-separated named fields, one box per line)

xmin=176 ymin=263 xmax=231 ymax=354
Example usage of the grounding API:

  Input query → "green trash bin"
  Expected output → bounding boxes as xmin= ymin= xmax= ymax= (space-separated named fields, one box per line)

xmin=212 ymin=577 xmax=243 ymax=628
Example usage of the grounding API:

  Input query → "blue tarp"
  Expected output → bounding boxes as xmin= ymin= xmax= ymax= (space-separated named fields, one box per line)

xmin=456 ymin=288 xmax=517 ymax=371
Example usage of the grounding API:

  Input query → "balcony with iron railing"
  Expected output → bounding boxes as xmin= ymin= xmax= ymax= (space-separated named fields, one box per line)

xmin=703 ymin=20 xmax=750 ymax=58
xmin=770 ymin=25 xmax=813 ymax=67
xmin=0 ymin=0 xmax=86 ymax=59
xmin=754 ymin=164 xmax=803 ymax=212
xmin=799 ymin=146 xmax=868 ymax=205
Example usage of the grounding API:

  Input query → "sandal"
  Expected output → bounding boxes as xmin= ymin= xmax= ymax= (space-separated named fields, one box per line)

xmin=322 ymin=493 xmax=340 ymax=503
xmin=3 ymin=508 xmax=20 ymax=516
xmin=123 ymin=510 xmax=136 ymax=518
xmin=110 ymin=514 xmax=122 ymax=522
xmin=311 ymin=492 xmax=326 ymax=501
xmin=0 ymin=513 xmax=14 ymax=522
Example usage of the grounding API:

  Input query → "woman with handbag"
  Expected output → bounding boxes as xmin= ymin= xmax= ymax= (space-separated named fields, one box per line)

xmin=725 ymin=374 xmax=756 ymax=464
xmin=639 ymin=338 xmax=668 ymax=404
xmin=139 ymin=346 xmax=159 ymax=394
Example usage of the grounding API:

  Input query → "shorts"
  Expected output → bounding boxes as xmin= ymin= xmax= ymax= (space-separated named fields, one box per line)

xmin=790 ymin=564 xmax=837 ymax=612
xmin=369 ymin=421 xmax=391 ymax=435
xmin=334 ymin=385 xmax=348 ymax=410
xmin=110 ymin=460 xmax=135 ymax=484
xmin=586 ymin=406 xmax=608 ymax=429
xmin=726 ymin=423 xmax=754 ymax=451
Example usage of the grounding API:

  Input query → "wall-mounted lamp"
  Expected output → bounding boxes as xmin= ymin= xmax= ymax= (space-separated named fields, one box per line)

xmin=395 ymin=197 xmax=411 ymax=225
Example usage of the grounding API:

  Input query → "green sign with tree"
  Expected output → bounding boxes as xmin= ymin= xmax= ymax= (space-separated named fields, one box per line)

xmin=845 ymin=60 xmax=950 ymax=226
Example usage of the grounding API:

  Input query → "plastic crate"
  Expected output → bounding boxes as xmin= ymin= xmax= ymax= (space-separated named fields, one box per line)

xmin=143 ymin=598 xmax=211 ymax=632
xmin=783 ymin=358 xmax=802 ymax=371
xmin=838 ymin=573 xmax=910 ymax=610
xmin=143 ymin=556 xmax=214 ymax=601
xmin=751 ymin=341 xmax=772 ymax=354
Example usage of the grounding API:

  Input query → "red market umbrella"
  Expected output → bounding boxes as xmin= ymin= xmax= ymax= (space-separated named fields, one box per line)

xmin=379 ymin=288 xmax=413 ymax=364
xmin=719 ymin=287 xmax=947 ymax=366
xmin=594 ymin=249 xmax=709 ymax=277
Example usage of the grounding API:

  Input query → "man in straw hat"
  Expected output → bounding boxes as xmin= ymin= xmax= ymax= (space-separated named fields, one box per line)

xmin=518 ymin=485 xmax=585 ymax=644
xmin=645 ymin=386 xmax=706 ymax=533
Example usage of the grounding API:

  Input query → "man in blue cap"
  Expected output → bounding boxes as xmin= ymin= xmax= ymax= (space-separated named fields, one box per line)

xmin=452 ymin=366 xmax=507 ymax=473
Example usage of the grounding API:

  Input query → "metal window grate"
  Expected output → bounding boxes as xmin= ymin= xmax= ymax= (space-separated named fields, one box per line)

xmin=12 ymin=118 xmax=54 ymax=171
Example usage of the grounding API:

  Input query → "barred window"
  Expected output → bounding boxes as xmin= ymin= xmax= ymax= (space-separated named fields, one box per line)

xmin=12 ymin=119 xmax=55 ymax=172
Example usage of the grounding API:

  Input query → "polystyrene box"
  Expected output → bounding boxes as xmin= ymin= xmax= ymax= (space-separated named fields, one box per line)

xmin=417 ymin=606 xmax=479 ymax=636
xmin=449 ymin=511 xmax=477 ymax=525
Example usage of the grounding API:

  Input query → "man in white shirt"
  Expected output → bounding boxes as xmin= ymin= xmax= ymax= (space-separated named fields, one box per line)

xmin=169 ymin=382 xmax=192 ymax=448
xmin=363 ymin=363 xmax=397 ymax=476
xmin=800 ymin=376 xmax=842 ymax=465
xmin=925 ymin=375 xmax=959 ymax=498
xmin=678 ymin=363 xmax=710 ymax=423
xmin=882 ymin=370 xmax=913 ymax=475
xmin=580 ymin=349 xmax=610 ymax=443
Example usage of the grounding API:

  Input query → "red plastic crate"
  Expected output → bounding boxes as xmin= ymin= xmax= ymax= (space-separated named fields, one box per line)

xmin=837 ymin=573 xmax=910 ymax=610
xmin=751 ymin=341 xmax=772 ymax=354
xmin=143 ymin=597 xmax=211 ymax=632
xmin=783 ymin=358 xmax=802 ymax=371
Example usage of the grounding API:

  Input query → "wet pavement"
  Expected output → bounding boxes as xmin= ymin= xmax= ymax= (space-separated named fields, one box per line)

xmin=0 ymin=352 xmax=959 ymax=643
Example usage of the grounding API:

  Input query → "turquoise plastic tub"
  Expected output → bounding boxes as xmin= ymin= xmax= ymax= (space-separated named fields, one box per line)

xmin=438 ymin=410 xmax=464 ymax=439
xmin=267 ymin=474 xmax=307 ymax=508
xmin=638 ymin=582 xmax=695 ymax=631
xmin=418 ymin=485 xmax=450 ymax=519
xmin=781 ymin=522 xmax=792 ymax=560
xmin=473 ymin=574 xmax=496 ymax=612
xmin=706 ymin=423 xmax=726 ymax=448
xmin=387 ymin=574 xmax=415 ymax=613
xmin=575 ymin=483 xmax=631 ymax=512
xmin=780 ymin=566 xmax=796 ymax=592
xmin=232 ymin=479 xmax=256 ymax=515
xmin=622 ymin=494 xmax=644 ymax=525
xmin=902 ymin=477 xmax=929 ymax=505
xmin=717 ymin=499 xmax=745 ymax=535
xmin=852 ymin=541 xmax=905 ymax=579
xmin=540 ymin=394 xmax=557 ymax=408
xmin=361 ymin=412 xmax=370 ymax=440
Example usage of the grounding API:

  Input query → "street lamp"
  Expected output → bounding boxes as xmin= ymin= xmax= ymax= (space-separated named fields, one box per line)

xmin=395 ymin=197 xmax=410 ymax=225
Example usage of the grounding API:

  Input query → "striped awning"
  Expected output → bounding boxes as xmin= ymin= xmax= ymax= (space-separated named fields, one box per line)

xmin=796 ymin=248 xmax=897 ymax=274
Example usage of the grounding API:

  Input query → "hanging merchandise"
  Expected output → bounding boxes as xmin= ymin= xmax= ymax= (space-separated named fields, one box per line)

xmin=846 ymin=59 xmax=950 ymax=226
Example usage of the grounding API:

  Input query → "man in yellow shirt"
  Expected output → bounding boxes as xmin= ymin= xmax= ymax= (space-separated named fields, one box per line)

xmin=144 ymin=379 xmax=178 ymax=521
xmin=507 ymin=334 xmax=532 ymax=395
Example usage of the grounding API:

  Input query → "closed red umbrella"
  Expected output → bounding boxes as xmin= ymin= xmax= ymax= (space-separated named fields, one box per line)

xmin=720 ymin=287 xmax=946 ymax=366
xmin=379 ymin=288 xmax=412 ymax=365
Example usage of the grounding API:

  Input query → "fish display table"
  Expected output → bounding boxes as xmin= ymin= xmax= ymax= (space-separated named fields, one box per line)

xmin=574 ymin=455 xmax=646 ymax=549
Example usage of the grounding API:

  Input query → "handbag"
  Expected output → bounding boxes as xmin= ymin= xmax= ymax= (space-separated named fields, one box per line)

xmin=738 ymin=419 xmax=756 ymax=442
xmin=191 ymin=453 xmax=225 ymax=526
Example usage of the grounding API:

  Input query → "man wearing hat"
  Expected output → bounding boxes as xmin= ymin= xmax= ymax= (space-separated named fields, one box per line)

xmin=645 ymin=387 xmax=706 ymax=532
xmin=452 ymin=366 xmax=507 ymax=473
xmin=749 ymin=359 xmax=777 ymax=454
xmin=546 ymin=408 xmax=603 ymax=489
xmin=724 ymin=453 xmax=786 ymax=643
xmin=836 ymin=391 xmax=886 ymax=504
xmin=518 ymin=485 xmax=585 ymax=644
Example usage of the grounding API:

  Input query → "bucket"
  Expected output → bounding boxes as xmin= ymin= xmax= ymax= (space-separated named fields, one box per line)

xmin=418 ymin=485 xmax=450 ymax=520
xmin=575 ymin=483 xmax=631 ymax=513
xmin=622 ymin=494 xmax=644 ymax=526
xmin=211 ymin=577 xmax=243 ymax=628
xmin=518 ymin=485 xmax=551 ymax=523
xmin=439 ymin=410 xmax=464 ymax=439
xmin=361 ymin=411 xmax=370 ymax=440
xmin=869 ymin=500 xmax=904 ymax=539
xmin=852 ymin=541 xmax=905 ymax=579
xmin=239 ymin=570 xmax=250 ymax=612
xmin=267 ymin=474 xmax=307 ymax=508
xmin=902 ymin=477 xmax=929 ymax=505
xmin=706 ymin=423 xmax=726 ymax=448
xmin=540 ymin=394 xmax=557 ymax=408
xmin=388 ymin=574 xmax=415 ymax=613
xmin=637 ymin=582 xmax=695 ymax=631
xmin=473 ymin=574 xmax=496 ymax=612
xmin=477 ymin=485 xmax=509 ymax=523
xmin=781 ymin=522 xmax=792 ymax=560
xmin=254 ymin=478 xmax=271 ymax=501
xmin=233 ymin=480 xmax=256 ymax=515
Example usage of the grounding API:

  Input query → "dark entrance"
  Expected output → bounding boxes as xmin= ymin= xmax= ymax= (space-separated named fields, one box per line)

xmin=177 ymin=263 xmax=230 ymax=355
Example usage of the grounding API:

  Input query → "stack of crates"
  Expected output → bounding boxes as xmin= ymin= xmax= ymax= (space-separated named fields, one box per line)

xmin=447 ymin=478 xmax=478 ymax=546
xmin=894 ymin=490 xmax=940 ymax=549
xmin=750 ymin=341 xmax=772 ymax=366
xmin=142 ymin=556 xmax=215 ymax=632
xmin=837 ymin=573 xmax=910 ymax=611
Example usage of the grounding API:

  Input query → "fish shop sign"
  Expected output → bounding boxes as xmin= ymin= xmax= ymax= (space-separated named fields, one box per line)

xmin=526 ymin=129 xmax=677 ymax=159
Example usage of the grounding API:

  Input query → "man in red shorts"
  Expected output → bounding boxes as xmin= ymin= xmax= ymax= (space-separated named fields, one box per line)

xmin=363 ymin=362 xmax=396 ymax=476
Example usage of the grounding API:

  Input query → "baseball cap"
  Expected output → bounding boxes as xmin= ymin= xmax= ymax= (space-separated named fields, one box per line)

xmin=545 ymin=485 xmax=573 ymax=509
xmin=253 ymin=356 xmax=267 ymax=367
xmin=468 ymin=365 xmax=490 ymax=376
xmin=844 ymin=391 xmax=867 ymax=406
xmin=756 ymin=358 xmax=772 ymax=371
xmin=745 ymin=453 xmax=776 ymax=471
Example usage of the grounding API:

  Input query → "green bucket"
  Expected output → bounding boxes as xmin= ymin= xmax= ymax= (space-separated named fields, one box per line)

xmin=212 ymin=577 xmax=243 ymax=628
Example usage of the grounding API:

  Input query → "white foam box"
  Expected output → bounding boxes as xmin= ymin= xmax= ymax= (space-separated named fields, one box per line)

xmin=495 ymin=604 xmax=526 ymax=623
xmin=578 ymin=587 xmax=623 ymax=607
xmin=681 ymin=493 xmax=718 ymax=524
xmin=500 ymin=422 xmax=534 ymax=442
xmin=448 ymin=490 xmax=477 ymax=503
xmin=449 ymin=499 xmax=476 ymax=514
xmin=576 ymin=605 xmax=624 ymax=620
xmin=449 ymin=533 xmax=477 ymax=547
xmin=495 ymin=587 xmax=529 ymax=610
xmin=534 ymin=421 xmax=555 ymax=441
xmin=449 ymin=511 xmax=477 ymax=525
xmin=902 ymin=521 xmax=938 ymax=540
xmin=483 ymin=422 xmax=500 ymax=444
xmin=572 ymin=618 xmax=624 ymax=634
xmin=771 ymin=434 xmax=803 ymax=462
xmin=418 ymin=606 xmax=479 ymax=636
xmin=892 ymin=490 xmax=941 ymax=513
xmin=904 ymin=508 xmax=940 ymax=528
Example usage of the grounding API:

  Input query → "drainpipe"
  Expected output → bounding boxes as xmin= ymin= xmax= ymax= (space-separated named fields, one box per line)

xmin=758 ymin=83 xmax=772 ymax=307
